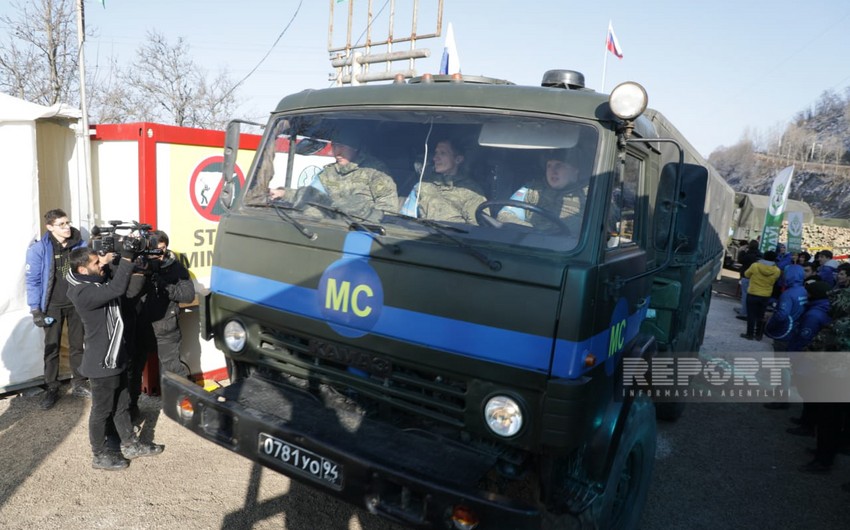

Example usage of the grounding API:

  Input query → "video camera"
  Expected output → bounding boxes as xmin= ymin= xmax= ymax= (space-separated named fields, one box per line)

xmin=90 ymin=220 xmax=162 ymax=256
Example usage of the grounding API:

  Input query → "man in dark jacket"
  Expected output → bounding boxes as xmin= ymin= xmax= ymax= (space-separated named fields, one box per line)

xmin=137 ymin=231 xmax=196 ymax=383
xmin=25 ymin=208 xmax=89 ymax=409
xmin=736 ymin=240 xmax=761 ymax=320
xmin=67 ymin=246 xmax=164 ymax=470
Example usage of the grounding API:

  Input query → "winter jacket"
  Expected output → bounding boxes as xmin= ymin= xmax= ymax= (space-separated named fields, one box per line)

xmin=765 ymin=265 xmax=807 ymax=340
xmin=139 ymin=251 xmax=195 ymax=341
xmin=737 ymin=247 xmax=761 ymax=278
xmin=66 ymin=257 xmax=134 ymax=378
xmin=788 ymin=298 xmax=831 ymax=354
xmin=25 ymin=227 xmax=86 ymax=312
xmin=744 ymin=259 xmax=781 ymax=297
xmin=775 ymin=252 xmax=793 ymax=271
xmin=818 ymin=260 xmax=839 ymax=288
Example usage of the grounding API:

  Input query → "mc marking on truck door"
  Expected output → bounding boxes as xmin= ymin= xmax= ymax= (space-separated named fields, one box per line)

xmin=606 ymin=297 xmax=630 ymax=375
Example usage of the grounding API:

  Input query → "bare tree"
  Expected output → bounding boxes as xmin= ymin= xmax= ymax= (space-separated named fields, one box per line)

xmin=99 ymin=30 xmax=237 ymax=129
xmin=0 ymin=0 xmax=81 ymax=105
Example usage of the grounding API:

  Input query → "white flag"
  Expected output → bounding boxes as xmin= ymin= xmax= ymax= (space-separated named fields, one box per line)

xmin=440 ymin=23 xmax=461 ymax=75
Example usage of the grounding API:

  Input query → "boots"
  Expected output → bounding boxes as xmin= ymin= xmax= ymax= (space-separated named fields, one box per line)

xmin=92 ymin=452 xmax=129 ymax=470
xmin=121 ymin=440 xmax=165 ymax=459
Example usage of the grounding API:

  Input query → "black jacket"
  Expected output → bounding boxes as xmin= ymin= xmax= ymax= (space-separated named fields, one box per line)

xmin=67 ymin=257 xmax=134 ymax=378
xmin=140 ymin=251 xmax=195 ymax=340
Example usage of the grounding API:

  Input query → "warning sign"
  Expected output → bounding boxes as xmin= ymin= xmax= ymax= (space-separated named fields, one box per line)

xmin=189 ymin=156 xmax=244 ymax=221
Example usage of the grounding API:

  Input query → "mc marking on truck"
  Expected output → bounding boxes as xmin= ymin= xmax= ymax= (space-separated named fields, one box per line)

xmin=324 ymin=278 xmax=374 ymax=317
xmin=318 ymin=245 xmax=384 ymax=338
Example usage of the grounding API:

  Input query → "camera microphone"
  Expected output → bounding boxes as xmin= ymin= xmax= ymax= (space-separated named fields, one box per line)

xmin=91 ymin=225 xmax=101 ymax=236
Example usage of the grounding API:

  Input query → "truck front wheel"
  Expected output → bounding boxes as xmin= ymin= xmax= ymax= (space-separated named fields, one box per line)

xmin=584 ymin=395 xmax=657 ymax=529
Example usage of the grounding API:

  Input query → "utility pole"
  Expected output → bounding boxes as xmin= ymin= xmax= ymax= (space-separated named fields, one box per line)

xmin=75 ymin=0 xmax=94 ymax=230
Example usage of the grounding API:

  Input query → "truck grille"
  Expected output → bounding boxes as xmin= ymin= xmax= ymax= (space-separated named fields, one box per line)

xmin=257 ymin=331 xmax=468 ymax=428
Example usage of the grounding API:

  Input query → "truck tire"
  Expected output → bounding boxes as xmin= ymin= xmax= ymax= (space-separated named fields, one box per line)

xmin=581 ymin=395 xmax=656 ymax=529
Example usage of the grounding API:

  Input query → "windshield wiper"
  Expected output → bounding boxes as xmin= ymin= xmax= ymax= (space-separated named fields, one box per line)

xmin=269 ymin=199 xmax=317 ymax=240
xmin=306 ymin=202 xmax=400 ymax=254
xmin=383 ymin=213 xmax=501 ymax=271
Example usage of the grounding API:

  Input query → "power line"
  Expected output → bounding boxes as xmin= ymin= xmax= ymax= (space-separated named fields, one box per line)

xmin=218 ymin=0 xmax=303 ymax=103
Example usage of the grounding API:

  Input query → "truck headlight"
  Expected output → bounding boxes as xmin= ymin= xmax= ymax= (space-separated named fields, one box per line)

xmin=609 ymin=81 xmax=648 ymax=120
xmin=484 ymin=395 xmax=523 ymax=437
xmin=223 ymin=320 xmax=247 ymax=352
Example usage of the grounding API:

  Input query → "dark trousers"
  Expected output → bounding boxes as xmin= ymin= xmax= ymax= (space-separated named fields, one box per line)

xmin=126 ymin=343 xmax=146 ymax=409
xmin=746 ymin=294 xmax=770 ymax=337
xmin=158 ymin=338 xmax=189 ymax=378
xmin=43 ymin=305 xmax=85 ymax=389
xmin=89 ymin=373 xmax=134 ymax=454
xmin=811 ymin=402 xmax=845 ymax=466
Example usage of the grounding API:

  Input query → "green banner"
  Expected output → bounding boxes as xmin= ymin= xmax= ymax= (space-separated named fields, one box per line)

xmin=760 ymin=166 xmax=795 ymax=253
xmin=786 ymin=211 xmax=803 ymax=253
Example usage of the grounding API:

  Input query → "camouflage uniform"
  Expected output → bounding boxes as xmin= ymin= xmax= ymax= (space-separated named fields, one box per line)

xmin=497 ymin=179 xmax=586 ymax=233
xmin=400 ymin=171 xmax=487 ymax=224
xmin=311 ymin=153 xmax=398 ymax=220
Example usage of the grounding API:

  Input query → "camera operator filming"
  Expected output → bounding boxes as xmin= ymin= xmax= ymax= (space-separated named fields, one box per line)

xmin=67 ymin=226 xmax=165 ymax=471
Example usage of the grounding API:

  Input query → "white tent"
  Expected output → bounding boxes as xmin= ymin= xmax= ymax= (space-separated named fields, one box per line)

xmin=1 ymin=93 xmax=86 ymax=393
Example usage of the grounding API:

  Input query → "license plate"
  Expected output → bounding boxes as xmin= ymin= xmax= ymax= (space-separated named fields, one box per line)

xmin=258 ymin=433 xmax=343 ymax=489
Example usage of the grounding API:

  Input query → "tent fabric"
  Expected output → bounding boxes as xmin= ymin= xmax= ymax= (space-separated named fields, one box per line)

xmin=732 ymin=192 xmax=814 ymax=240
xmin=0 ymin=93 xmax=81 ymax=122
xmin=1 ymin=94 xmax=81 ymax=392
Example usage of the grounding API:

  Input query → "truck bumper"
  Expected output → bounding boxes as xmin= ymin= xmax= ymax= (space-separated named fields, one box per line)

xmin=161 ymin=372 xmax=542 ymax=529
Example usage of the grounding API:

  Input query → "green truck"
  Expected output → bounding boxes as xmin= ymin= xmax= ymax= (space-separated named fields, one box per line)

xmin=162 ymin=70 xmax=734 ymax=529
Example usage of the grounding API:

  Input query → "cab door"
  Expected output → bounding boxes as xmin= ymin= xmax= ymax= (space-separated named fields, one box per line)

xmin=595 ymin=150 xmax=651 ymax=373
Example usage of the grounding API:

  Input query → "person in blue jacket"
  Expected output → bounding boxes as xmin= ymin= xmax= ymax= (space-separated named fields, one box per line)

xmin=25 ymin=208 xmax=89 ymax=409
xmin=786 ymin=279 xmax=833 ymax=436
xmin=816 ymin=250 xmax=839 ymax=288
xmin=765 ymin=264 xmax=808 ymax=341
xmin=775 ymin=243 xmax=794 ymax=271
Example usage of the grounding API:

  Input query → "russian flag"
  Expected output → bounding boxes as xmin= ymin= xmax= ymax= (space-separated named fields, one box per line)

xmin=440 ymin=22 xmax=461 ymax=75
xmin=606 ymin=22 xmax=623 ymax=59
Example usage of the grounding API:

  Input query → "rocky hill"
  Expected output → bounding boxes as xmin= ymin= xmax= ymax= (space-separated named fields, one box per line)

xmin=709 ymin=89 xmax=850 ymax=219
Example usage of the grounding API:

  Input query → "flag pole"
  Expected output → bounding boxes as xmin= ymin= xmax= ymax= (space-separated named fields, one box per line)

xmin=601 ymin=20 xmax=610 ymax=93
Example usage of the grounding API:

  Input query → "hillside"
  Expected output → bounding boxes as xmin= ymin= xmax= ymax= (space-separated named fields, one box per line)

xmin=709 ymin=89 xmax=850 ymax=218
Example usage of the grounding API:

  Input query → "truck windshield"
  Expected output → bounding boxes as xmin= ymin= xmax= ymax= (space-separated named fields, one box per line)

xmin=242 ymin=110 xmax=599 ymax=252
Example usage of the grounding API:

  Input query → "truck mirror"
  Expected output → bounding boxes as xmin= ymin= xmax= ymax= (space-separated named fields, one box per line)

xmin=222 ymin=120 xmax=241 ymax=186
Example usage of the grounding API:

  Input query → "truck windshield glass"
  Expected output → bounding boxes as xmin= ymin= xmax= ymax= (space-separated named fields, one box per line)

xmin=242 ymin=110 xmax=599 ymax=252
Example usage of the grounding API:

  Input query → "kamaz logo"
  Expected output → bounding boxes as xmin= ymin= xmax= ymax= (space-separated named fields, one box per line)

xmin=307 ymin=339 xmax=392 ymax=377
xmin=324 ymin=278 xmax=373 ymax=316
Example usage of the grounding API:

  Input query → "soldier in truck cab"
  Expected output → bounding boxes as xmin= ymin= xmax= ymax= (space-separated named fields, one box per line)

xmin=497 ymin=148 xmax=588 ymax=234
xmin=272 ymin=129 xmax=398 ymax=222
xmin=400 ymin=138 xmax=487 ymax=223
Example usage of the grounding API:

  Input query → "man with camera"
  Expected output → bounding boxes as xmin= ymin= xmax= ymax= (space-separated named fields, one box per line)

xmin=67 ymin=239 xmax=165 ymax=470
xmin=25 ymin=208 xmax=90 ymax=410
xmin=135 ymin=230 xmax=195 ymax=391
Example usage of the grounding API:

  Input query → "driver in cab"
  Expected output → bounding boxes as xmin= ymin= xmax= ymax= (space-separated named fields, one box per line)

xmin=497 ymin=149 xmax=587 ymax=234
xmin=271 ymin=129 xmax=398 ymax=221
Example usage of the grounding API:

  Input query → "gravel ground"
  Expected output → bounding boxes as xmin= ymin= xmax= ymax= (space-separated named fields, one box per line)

xmin=0 ymin=390 xmax=402 ymax=530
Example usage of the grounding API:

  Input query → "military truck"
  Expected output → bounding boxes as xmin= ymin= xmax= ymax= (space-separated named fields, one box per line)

xmin=162 ymin=70 xmax=734 ymax=529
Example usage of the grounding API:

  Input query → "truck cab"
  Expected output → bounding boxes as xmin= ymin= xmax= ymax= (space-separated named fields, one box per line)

xmin=162 ymin=70 xmax=733 ymax=529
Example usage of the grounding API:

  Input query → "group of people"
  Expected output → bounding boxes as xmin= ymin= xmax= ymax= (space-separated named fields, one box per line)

xmin=274 ymin=133 xmax=588 ymax=231
xmin=25 ymin=209 xmax=194 ymax=470
xmin=736 ymin=239 xmax=850 ymax=485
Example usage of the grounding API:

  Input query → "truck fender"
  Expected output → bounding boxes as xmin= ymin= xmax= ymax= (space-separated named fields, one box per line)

xmin=583 ymin=333 xmax=656 ymax=483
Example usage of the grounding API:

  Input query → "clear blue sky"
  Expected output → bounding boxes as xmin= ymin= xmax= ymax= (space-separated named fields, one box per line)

xmin=5 ymin=0 xmax=850 ymax=157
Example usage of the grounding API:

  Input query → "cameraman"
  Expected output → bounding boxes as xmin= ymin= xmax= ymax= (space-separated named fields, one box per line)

xmin=67 ymin=244 xmax=164 ymax=470
xmin=136 ymin=230 xmax=195 ymax=392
